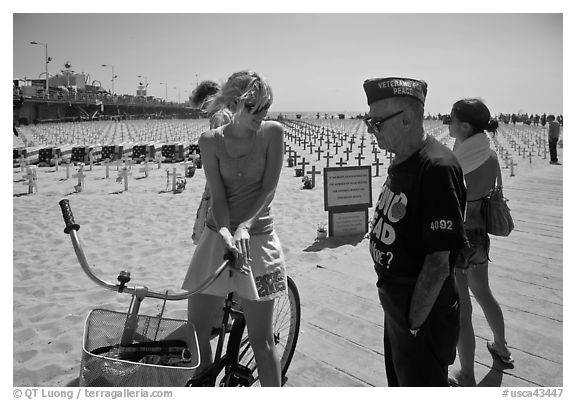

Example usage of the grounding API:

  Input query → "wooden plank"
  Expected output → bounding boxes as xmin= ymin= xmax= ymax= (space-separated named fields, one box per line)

xmin=285 ymin=163 xmax=563 ymax=387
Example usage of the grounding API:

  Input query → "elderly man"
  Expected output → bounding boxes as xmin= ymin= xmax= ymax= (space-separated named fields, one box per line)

xmin=363 ymin=77 xmax=468 ymax=386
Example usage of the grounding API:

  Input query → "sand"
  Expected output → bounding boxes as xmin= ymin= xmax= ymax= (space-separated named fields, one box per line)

xmin=12 ymin=119 xmax=555 ymax=386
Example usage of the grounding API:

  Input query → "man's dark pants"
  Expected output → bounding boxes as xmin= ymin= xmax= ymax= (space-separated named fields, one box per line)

xmin=549 ymin=138 xmax=559 ymax=163
xmin=377 ymin=274 xmax=460 ymax=386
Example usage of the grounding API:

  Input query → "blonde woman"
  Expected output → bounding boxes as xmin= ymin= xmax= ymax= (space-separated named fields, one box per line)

xmin=183 ymin=70 xmax=286 ymax=386
xmin=448 ymin=98 xmax=513 ymax=386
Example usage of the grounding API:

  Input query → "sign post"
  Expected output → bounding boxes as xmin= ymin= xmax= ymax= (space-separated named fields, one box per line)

xmin=323 ymin=166 xmax=372 ymax=237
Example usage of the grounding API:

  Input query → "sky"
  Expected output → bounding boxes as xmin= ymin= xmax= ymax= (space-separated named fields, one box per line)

xmin=12 ymin=11 xmax=564 ymax=116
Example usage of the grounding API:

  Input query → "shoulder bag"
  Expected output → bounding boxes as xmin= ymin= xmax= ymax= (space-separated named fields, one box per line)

xmin=484 ymin=166 xmax=514 ymax=237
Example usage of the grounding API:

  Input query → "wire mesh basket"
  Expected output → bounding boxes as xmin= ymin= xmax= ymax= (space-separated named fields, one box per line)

xmin=79 ymin=309 xmax=200 ymax=387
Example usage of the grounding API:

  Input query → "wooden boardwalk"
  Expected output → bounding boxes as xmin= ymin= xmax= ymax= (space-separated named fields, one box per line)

xmin=284 ymin=163 xmax=563 ymax=387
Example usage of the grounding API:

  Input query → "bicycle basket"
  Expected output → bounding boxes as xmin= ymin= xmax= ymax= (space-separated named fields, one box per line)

xmin=79 ymin=309 xmax=200 ymax=387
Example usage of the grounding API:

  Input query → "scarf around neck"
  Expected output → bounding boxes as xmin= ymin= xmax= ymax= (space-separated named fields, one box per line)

xmin=453 ymin=133 xmax=492 ymax=175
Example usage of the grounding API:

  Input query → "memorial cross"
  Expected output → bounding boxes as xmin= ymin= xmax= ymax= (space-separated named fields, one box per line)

xmin=299 ymin=157 xmax=310 ymax=176
xmin=336 ymin=158 xmax=347 ymax=167
xmin=73 ymin=163 xmax=87 ymax=192
xmin=372 ymin=158 xmax=384 ymax=177
xmin=88 ymin=149 xmax=96 ymax=171
xmin=65 ymin=159 xmax=71 ymax=180
xmin=344 ymin=147 xmax=352 ymax=161
xmin=117 ymin=166 xmax=131 ymax=191
xmin=306 ymin=165 xmax=322 ymax=188
xmin=51 ymin=153 xmax=62 ymax=172
xmin=315 ymin=147 xmax=324 ymax=161
xmin=323 ymin=151 xmax=333 ymax=168
xmin=155 ymin=152 xmax=165 ymax=169
xmin=292 ymin=152 xmax=301 ymax=166
xmin=139 ymin=160 xmax=152 ymax=178
xmin=22 ymin=165 xmax=38 ymax=194
xmin=103 ymin=158 xmax=111 ymax=178
xmin=166 ymin=167 xmax=183 ymax=192
xmin=333 ymin=142 xmax=340 ymax=154
xmin=510 ymin=159 xmax=518 ymax=177
xmin=19 ymin=155 xmax=28 ymax=172
xmin=355 ymin=153 xmax=365 ymax=166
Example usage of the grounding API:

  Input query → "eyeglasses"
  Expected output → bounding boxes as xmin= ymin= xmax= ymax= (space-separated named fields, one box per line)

xmin=244 ymin=102 xmax=271 ymax=115
xmin=364 ymin=110 xmax=404 ymax=134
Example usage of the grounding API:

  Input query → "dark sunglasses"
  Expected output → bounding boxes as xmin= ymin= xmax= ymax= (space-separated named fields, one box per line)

xmin=364 ymin=110 xmax=404 ymax=134
xmin=244 ymin=102 xmax=271 ymax=115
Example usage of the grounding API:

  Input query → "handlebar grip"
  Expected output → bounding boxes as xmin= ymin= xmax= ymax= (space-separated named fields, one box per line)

xmin=223 ymin=251 xmax=235 ymax=262
xmin=59 ymin=199 xmax=80 ymax=234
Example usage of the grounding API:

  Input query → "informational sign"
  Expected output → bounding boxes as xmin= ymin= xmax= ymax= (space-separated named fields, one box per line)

xmin=323 ymin=166 xmax=372 ymax=212
xmin=329 ymin=209 xmax=369 ymax=237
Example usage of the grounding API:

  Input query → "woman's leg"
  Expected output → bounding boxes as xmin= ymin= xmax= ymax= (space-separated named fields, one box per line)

xmin=452 ymin=268 xmax=477 ymax=385
xmin=187 ymin=293 xmax=226 ymax=373
xmin=241 ymin=297 xmax=281 ymax=387
xmin=467 ymin=262 xmax=511 ymax=357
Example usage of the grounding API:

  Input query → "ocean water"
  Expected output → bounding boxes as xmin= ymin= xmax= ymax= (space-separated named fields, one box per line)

xmin=269 ymin=111 xmax=366 ymax=119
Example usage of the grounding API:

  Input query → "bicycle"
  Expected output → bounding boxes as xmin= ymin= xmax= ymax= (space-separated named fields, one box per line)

xmin=59 ymin=199 xmax=301 ymax=387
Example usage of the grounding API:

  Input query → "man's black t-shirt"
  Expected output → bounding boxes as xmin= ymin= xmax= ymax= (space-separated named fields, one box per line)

xmin=369 ymin=136 xmax=468 ymax=284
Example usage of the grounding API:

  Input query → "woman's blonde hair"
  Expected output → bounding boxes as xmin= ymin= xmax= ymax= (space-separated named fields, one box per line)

xmin=206 ymin=70 xmax=273 ymax=116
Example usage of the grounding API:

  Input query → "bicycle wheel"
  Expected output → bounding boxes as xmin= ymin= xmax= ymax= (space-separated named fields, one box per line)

xmin=226 ymin=275 xmax=301 ymax=386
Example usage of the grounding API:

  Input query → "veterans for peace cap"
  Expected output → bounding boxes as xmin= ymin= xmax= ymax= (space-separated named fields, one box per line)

xmin=363 ymin=77 xmax=427 ymax=105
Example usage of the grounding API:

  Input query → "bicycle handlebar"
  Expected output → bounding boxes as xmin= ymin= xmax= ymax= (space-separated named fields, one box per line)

xmin=59 ymin=199 xmax=237 ymax=301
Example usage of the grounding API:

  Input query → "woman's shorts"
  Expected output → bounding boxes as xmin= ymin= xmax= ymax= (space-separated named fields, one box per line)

xmin=182 ymin=227 xmax=287 ymax=302
xmin=454 ymin=229 xmax=490 ymax=270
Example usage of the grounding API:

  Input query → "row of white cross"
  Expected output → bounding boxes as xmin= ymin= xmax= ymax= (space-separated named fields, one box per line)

xmin=17 ymin=154 xmax=200 ymax=195
xmin=15 ymin=119 xmax=209 ymax=148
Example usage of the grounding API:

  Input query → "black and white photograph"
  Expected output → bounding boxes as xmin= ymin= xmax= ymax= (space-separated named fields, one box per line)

xmin=10 ymin=4 xmax=569 ymax=396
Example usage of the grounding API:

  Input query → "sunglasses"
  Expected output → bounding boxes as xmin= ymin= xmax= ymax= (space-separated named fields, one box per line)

xmin=364 ymin=110 xmax=404 ymax=134
xmin=244 ymin=102 xmax=271 ymax=115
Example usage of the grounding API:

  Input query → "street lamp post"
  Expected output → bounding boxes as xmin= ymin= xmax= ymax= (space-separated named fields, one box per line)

xmin=174 ymin=86 xmax=181 ymax=103
xmin=160 ymin=82 xmax=168 ymax=101
xmin=101 ymin=64 xmax=117 ymax=95
xmin=30 ymin=41 xmax=50 ymax=98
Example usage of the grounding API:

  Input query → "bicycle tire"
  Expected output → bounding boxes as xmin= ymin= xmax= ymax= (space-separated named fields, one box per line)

xmin=226 ymin=275 xmax=301 ymax=386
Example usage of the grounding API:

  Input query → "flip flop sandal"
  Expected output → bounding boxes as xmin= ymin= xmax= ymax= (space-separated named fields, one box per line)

xmin=448 ymin=375 xmax=461 ymax=387
xmin=487 ymin=341 xmax=515 ymax=366
xmin=448 ymin=373 xmax=476 ymax=387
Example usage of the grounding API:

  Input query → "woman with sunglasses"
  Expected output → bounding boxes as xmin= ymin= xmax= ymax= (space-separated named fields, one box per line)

xmin=448 ymin=98 xmax=514 ymax=386
xmin=182 ymin=70 xmax=286 ymax=386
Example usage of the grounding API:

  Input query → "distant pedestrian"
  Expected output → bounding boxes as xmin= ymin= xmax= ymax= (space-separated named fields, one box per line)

xmin=547 ymin=114 xmax=561 ymax=165
xmin=363 ymin=76 xmax=467 ymax=386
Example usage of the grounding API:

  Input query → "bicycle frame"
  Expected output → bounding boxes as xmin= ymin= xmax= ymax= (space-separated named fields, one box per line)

xmin=60 ymin=198 xmax=297 ymax=387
